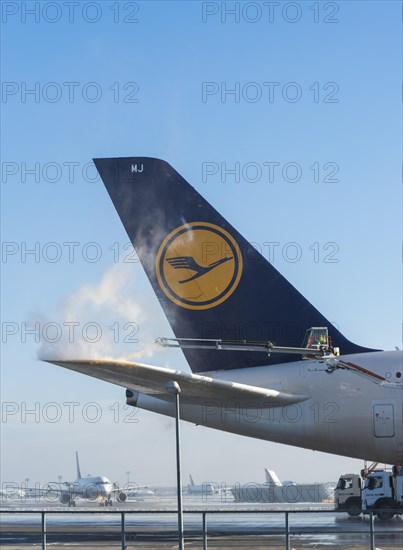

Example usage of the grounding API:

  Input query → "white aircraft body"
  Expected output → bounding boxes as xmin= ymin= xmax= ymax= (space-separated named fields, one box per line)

xmin=0 ymin=485 xmax=25 ymax=500
xmin=46 ymin=158 xmax=403 ymax=467
xmin=51 ymin=452 xmax=127 ymax=506
xmin=127 ymin=488 xmax=155 ymax=498
xmin=264 ymin=469 xmax=282 ymax=486
xmin=231 ymin=467 xmax=333 ymax=503
xmin=187 ymin=474 xmax=219 ymax=495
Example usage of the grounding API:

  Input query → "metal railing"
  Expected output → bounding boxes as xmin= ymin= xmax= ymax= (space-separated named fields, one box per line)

xmin=1 ymin=508 xmax=401 ymax=550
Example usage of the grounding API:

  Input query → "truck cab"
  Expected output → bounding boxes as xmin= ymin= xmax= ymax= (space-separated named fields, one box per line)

xmin=362 ymin=470 xmax=403 ymax=520
xmin=335 ymin=474 xmax=362 ymax=516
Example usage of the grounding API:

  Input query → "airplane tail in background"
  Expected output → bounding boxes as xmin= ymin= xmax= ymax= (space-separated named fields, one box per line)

xmin=189 ymin=474 xmax=195 ymax=487
xmin=76 ymin=451 xmax=82 ymax=480
xmin=94 ymin=157 xmax=375 ymax=373
xmin=265 ymin=468 xmax=282 ymax=486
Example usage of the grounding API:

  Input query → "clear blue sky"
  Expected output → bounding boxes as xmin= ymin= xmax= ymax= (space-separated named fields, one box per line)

xmin=1 ymin=1 xmax=401 ymax=487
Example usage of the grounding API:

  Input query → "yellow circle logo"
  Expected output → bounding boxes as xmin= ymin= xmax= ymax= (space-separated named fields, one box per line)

xmin=156 ymin=222 xmax=243 ymax=310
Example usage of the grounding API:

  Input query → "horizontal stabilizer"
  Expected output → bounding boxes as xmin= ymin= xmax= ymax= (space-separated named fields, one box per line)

xmin=45 ymin=359 xmax=310 ymax=407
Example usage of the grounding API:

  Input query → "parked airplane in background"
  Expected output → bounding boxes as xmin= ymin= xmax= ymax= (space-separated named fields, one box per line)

xmin=46 ymin=158 xmax=402 ymax=467
xmin=127 ymin=487 xmax=155 ymax=498
xmin=187 ymin=474 xmax=219 ymax=495
xmin=50 ymin=452 xmax=127 ymax=506
xmin=264 ymin=469 xmax=282 ymax=487
xmin=232 ymin=467 xmax=334 ymax=503
xmin=0 ymin=486 xmax=25 ymax=500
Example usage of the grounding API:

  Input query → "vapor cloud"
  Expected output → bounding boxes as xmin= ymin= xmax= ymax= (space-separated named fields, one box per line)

xmin=37 ymin=262 xmax=173 ymax=363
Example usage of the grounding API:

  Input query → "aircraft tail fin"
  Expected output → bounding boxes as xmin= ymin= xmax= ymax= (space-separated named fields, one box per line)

xmin=76 ymin=451 xmax=82 ymax=479
xmin=94 ymin=157 xmax=376 ymax=373
xmin=265 ymin=468 xmax=282 ymax=486
xmin=189 ymin=474 xmax=195 ymax=487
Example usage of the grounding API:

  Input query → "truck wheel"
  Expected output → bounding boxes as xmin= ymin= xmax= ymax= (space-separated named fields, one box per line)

xmin=346 ymin=500 xmax=361 ymax=517
xmin=376 ymin=502 xmax=394 ymax=521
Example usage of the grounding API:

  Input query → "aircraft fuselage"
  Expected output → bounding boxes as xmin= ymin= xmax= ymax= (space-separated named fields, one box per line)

xmin=131 ymin=350 xmax=403 ymax=464
xmin=63 ymin=476 xmax=113 ymax=499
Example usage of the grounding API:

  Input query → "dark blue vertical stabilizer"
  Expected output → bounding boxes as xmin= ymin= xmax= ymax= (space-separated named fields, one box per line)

xmin=94 ymin=157 xmax=375 ymax=373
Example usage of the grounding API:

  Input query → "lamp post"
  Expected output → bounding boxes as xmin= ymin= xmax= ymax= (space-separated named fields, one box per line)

xmin=166 ymin=381 xmax=184 ymax=550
